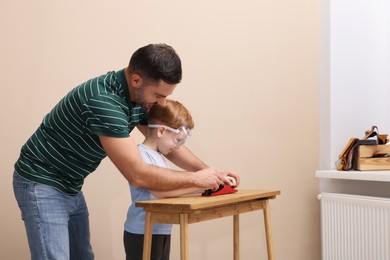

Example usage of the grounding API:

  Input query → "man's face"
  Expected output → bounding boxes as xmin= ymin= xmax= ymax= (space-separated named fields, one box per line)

xmin=135 ymin=80 xmax=176 ymax=110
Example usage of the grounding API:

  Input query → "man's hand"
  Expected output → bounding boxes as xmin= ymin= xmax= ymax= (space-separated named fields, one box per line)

xmin=193 ymin=168 xmax=240 ymax=190
xmin=223 ymin=171 xmax=240 ymax=187
xmin=225 ymin=176 xmax=237 ymax=187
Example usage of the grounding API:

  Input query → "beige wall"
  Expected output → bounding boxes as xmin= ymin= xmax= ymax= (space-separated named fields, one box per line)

xmin=0 ymin=0 xmax=320 ymax=259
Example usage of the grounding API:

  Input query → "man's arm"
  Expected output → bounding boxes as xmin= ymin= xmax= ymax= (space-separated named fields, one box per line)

xmin=150 ymin=187 xmax=204 ymax=199
xmin=136 ymin=125 xmax=241 ymax=187
xmin=99 ymin=135 xmax=225 ymax=191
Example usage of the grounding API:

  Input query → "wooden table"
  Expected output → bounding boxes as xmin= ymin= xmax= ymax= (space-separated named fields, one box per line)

xmin=136 ymin=189 xmax=280 ymax=260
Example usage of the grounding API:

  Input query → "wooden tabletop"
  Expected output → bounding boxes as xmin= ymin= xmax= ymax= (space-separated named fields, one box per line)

xmin=136 ymin=189 xmax=281 ymax=212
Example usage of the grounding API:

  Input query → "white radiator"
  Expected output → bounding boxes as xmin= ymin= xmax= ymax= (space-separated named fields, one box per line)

xmin=319 ymin=193 xmax=390 ymax=260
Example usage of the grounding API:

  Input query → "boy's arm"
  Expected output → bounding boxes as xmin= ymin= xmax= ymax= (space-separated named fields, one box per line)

xmin=165 ymin=145 xmax=241 ymax=186
xmin=164 ymin=145 xmax=208 ymax=171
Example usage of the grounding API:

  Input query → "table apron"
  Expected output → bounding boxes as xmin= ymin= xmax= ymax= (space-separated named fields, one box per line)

xmin=147 ymin=199 xmax=268 ymax=224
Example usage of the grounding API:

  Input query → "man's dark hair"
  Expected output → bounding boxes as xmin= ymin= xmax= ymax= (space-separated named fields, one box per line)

xmin=129 ymin=43 xmax=182 ymax=84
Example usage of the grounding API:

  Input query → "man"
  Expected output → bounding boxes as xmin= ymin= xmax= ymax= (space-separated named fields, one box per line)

xmin=13 ymin=43 xmax=239 ymax=260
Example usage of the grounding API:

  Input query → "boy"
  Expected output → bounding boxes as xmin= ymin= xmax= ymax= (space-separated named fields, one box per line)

xmin=124 ymin=100 xmax=220 ymax=260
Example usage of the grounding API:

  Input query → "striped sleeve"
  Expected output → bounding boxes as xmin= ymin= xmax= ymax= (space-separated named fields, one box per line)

xmin=82 ymin=93 xmax=130 ymax=137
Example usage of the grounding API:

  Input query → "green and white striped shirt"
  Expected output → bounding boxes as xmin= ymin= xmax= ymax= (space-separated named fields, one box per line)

xmin=15 ymin=69 xmax=147 ymax=195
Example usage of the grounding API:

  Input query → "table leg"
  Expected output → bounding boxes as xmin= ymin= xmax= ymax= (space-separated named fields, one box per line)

xmin=233 ymin=214 xmax=240 ymax=260
xmin=263 ymin=199 xmax=274 ymax=260
xmin=179 ymin=213 xmax=189 ymax=260
xmin=142 ymin=212 xmax=153 ymax=260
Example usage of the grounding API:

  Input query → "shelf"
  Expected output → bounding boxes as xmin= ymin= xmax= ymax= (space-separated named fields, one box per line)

xmin=316 ymin=170 xmax=390 ymax=182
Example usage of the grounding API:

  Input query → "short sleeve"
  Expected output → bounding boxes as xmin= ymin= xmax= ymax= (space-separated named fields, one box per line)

xmin=82 ymin=94 xmax=130 ymax=137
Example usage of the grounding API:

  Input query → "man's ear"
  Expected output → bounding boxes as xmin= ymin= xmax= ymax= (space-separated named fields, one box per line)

xmin=131 ymin=73 xmax=143 ymax=88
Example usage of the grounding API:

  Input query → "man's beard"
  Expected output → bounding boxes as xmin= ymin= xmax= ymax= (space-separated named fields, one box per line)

xmin=134 ymin=86 xmax=146 ymax=108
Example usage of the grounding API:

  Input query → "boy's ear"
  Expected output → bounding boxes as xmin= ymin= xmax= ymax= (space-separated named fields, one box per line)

xmin=156 ymin=126 xmax=165 ymax=137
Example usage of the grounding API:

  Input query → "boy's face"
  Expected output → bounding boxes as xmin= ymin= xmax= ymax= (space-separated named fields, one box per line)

xmin=153 ymin=125 xmax=191 ymax=155
xmin=156 ymin=129 xmax=181 ymax=155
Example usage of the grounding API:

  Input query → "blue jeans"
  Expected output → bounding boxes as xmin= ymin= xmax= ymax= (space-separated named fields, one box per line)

xmin=13 ymin=171 xmax=94 ymax=260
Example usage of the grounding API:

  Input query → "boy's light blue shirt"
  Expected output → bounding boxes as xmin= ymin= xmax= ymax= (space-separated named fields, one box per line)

xmin=124 ymin=144 xmax=173 ymax=234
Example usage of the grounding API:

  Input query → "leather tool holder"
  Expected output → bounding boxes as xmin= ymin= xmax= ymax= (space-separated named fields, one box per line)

xmin=336 ymin=126 xmax=389 ymax=171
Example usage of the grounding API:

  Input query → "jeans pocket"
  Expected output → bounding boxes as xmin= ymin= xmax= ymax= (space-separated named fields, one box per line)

xmin=13 ymin=174 xmax=28 ymax=220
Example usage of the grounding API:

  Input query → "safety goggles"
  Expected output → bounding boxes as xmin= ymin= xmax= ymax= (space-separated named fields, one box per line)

xmin=148 ymin=124 xmax=192 ymax=146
